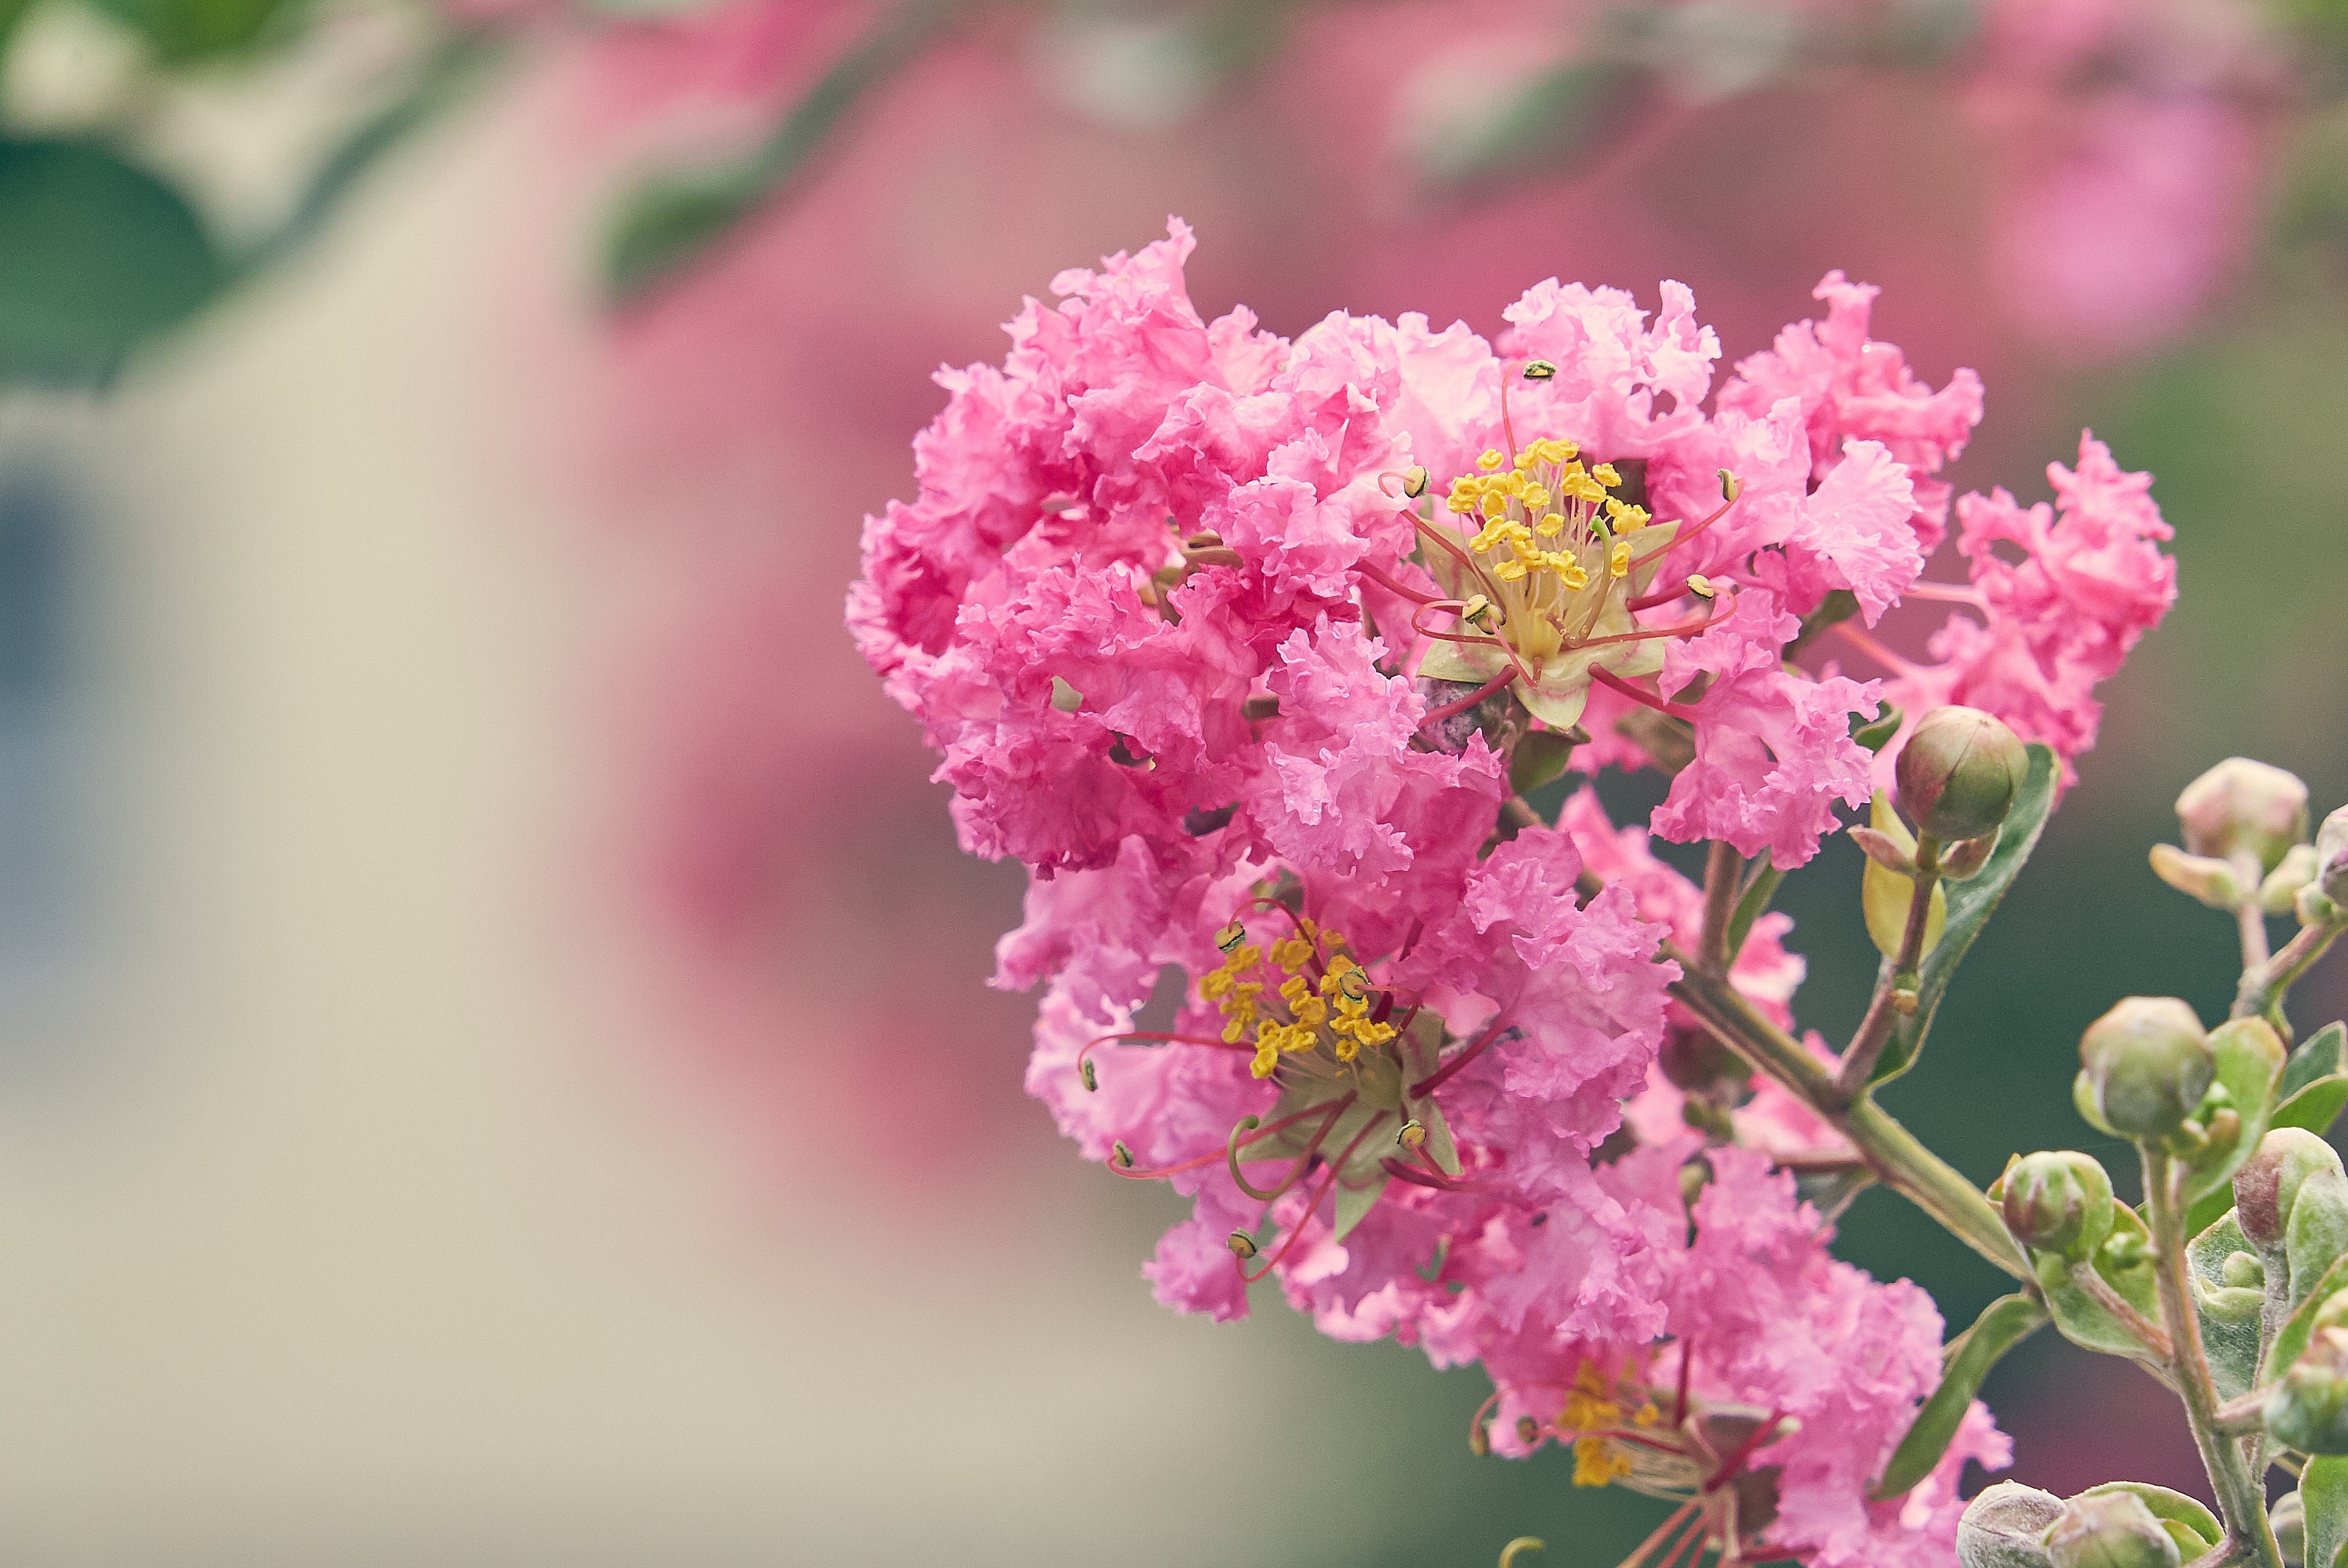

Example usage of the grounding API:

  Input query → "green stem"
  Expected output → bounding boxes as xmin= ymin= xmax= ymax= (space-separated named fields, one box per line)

xmin=1836 ymin=832 xmax=1940 ymax=1097
xmin=2234 ymin=915 xmax=2343 ymax=1029
xmin=2144 ymin=1147 xmax=2286 ymax=1568
xmin=1724 ymin=855 xmax=1780 ymax=963
xmin=1666 ymin=950 xmax=2030 ymax=1281
xmin=1698 ymin=841 xmax=1741 ymax=974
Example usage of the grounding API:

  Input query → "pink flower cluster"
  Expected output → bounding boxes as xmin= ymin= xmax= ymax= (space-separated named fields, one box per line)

xmin=850 ymin=221 xmax=2172 ymax=1561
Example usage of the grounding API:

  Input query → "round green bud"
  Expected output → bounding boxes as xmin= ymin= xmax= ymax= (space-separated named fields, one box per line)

xmin=2235 ymin=1127 xmax=2346 ymax=1253
xmin=2176 ymin=757 xmax=2309 ymax=874
xmin=2221 ymin=1250 xmax=2266 ymax=1289
xmin=1895 ymin=707 xmax=2031 ymax=842
xmin=1959 ymin=1482 xmax=2064 ymax=1568
xmin=2042 ymin=1492 xmax=2181 ymax=1568
xmin=2265 ymin=1327 xmax=2348 ymax=1455
xmin=2077 ymin=998 xmax=2213 ymax=1142
xmin=2271 ymin=1493 xmax=2304 ymax=1568
xmin=2000 ymin=1151 xmax=2117 ymax=1258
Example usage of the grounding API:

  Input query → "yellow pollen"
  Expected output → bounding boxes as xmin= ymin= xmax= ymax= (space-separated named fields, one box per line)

xmin=1591 ymin=462 xmax=1621 ymax=487
xmin=1477 ymin=448 xmax=1504 ymax=471
xmin=1609 ymin=541 xmax=1632 ymax=579
xmin=1270 ymin=935 xmax=1314 ymax=971
xmin=1536 ymin=511 xmax=1566 ymax=538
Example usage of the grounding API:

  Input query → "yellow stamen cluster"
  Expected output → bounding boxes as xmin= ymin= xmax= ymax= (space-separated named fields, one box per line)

xmin=1202 ymin=920 xmax=1396 ymax=1078
xmin=1444 ymin=441 xmax=1651 ymax=591
xmin=1563 ymin=1364 xmax=1636 ymax=1487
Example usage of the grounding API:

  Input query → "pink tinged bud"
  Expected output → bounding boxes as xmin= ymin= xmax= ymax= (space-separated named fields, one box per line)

xmin=2042 ymin=1493 xmax=2181 ymax=1568
xmin=1958 ymin=1482 xmax=2064 ymax=1568
xmin=2266 ymin=1327 xmax=2348 ymax=1455
xmin=2000 ymin=1150 xmax=2116 ymax=1259
xmin=1895 ymin=707 xmax=2030 ymax=842
xmin=2320 ymin=805 xmax=2348 ymax=907
xmin=2076 ymin=998 xmax=2213 ymax=1141
xmin=2175 ymin=757 xmax=2309 ymax=874
xmin=2235 ymin=1128 xmax=2344 ymax=1254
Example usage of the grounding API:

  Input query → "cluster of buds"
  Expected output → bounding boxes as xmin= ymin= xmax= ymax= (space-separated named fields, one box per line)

xmin=1960 ymin=1481 xmax=2224 ymax=1568
xmin=2151 ymin=758 xmax=2348 ymax=928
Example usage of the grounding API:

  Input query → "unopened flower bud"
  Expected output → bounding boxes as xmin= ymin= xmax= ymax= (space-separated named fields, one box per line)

xmin=2147 ymin=843 xmax=2242 ymax=910
xmin=2266 ymin=1327 xmax=2348 ymax=1454
xmin=2176 ymin=757 xmax=2309 ymax=874
xmin=1895 ymin=707 xmax=2030 ymax=842
xmin=2235 ymin=1128 xmax=2344 ymax=1254
xmin=2001 ymin=1151 xmax=2116 ymax=1259
xmin=2271 ymin=1494 xmax=2304 ymax=1568
xmin=2221 ymin=1250 xmax=2264 ymax=1289
xmin=2321 ymin=805 xmax=2348 ymax=907
xmin=2077 ymin=998 xmax=2214 ymax=1142
xmin=1958 ymin=1482 xmax=2063 ymax=1568
xmin=2042 ymin=1492 xmax=2181 ymax=1568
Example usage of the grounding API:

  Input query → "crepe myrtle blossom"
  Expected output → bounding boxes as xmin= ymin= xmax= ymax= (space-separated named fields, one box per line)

xmin=851 ymin=223 xmax=2028 ymax=888
xmin=849 ymin=220 xmax=2200 ymax=1568
xmin=1013 ymin=820 xmax=1676 ymax=1333
xmin=1457 ymin=1149 xmax=2010 ymax=1568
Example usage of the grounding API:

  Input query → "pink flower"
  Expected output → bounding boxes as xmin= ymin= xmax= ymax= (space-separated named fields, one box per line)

xmin=1653 ymin=592 xmax=1881 ymax=869
xmin=1717 ymin=271 xmax=1984 ymax=552
xmin=1869 ymin=432 xmax=2176 ymax=787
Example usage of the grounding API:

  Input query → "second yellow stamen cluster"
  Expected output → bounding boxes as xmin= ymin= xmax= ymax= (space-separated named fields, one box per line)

xmin=1561 ymin=1364 xmax=1637 ymax=1487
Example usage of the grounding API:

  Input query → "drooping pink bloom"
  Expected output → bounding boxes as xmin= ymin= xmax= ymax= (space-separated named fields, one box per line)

xmin=1861 ymin=432 xmax=2177 ymax=786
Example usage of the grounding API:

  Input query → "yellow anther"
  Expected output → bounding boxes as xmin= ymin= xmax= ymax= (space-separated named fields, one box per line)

xmin=1633 ymin=1401 xmax=1660 ymax=1428
xmin=1719 ymin=469 xmax=1742 ymax=502
xmin=1270 ymin=935 xmax=1313 ymax=971
xmin=1398 ymin=1118 xmax=1428 ymax=1151
xmin=1249 ymin=1042 xmax=1278 ymax=1077
xmin=1495 ymin=559 xmax=1528 ymax=582
xmin=1227 ymin=1230 xmax=1259 ymax=1259
xmin=1112 ymin=1141 xmax=1134 ymax=1168
xmin=1686 ymin=574 xmax=1716 ymax=600
xmin=1609 ymin=541 xmax=1632 ymax=578
xmin=1481 ymin=491 xmax=1508 ymax=520
xmin=1402 ymin=465 xmax=1429 ymax=498
xmin=1446 ymin=489 xmax=1477 ymax=515
xmin=1521 ymin=359 xmax=1558 ymax=381
xmin=1079 ymin=1057 xmax=1098 ymax=1091
xmin=1591 ymin=462 xmax=1621 ymax=487
xmin=1459 ymin=594 xmax=1495 ymax=629
xmin=1571 ymin=1436 xmax=1633 ymax=1487
xmin=1477 ymin=449 xmax=1504 ymax=471
xmin=1535 ymin=512 xmax=1565 ymax=538
xmin=1214 ymin=920 xmax=1247 ymax=955
xmin=1521 ymin=485 xmax=1551 ymax=511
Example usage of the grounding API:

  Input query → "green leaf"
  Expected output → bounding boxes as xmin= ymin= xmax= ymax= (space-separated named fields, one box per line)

xmin=240 ymin=28 xmax=501 ymax=281
xmin=1862 ymin=791 xmax=1947 ymax=959
xmin=2284 ymin=1022 xmax=2347 ymax=1099
xmin=1724 ymin=853 xmax=1781 ymax=961
xmin=1508 ymin=728 xmax=1577 ymax=795
xmin=2183 ymin=1017 xmax=2287 ymax=1211
xmin=2035 ymin=1204 xmax=2166 ymax=1366
xmin=2187 ymin=1209 xmax=2264 ymax=1398
xmin=602 ymin=0 xmax=951 ymax=303
xmin=1872 ymin=1292 xmax=2047 ymax=1500
xmin=2278 ymin=1075 xmax=2348 ymax=1139
xmin=2075 ymin=1484 xmax=2221 ymax=1558
xmin=85 ymin=0 xmax=303 ymax=63
xmin=2305 ymin=1456 xmax=2348 ymax=1568
xmin=2262 ymin=1248 xmax=2348 ymax=1386
xmin=2184 ymin=1180 xmax=2236 ymax=1238
xmin=0 ymin=138 xmax=223 ymax=386
xmin=1871 ymin=744 xmax=2060 ymax=1086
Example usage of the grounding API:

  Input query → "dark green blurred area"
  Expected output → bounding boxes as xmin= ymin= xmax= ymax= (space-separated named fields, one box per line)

xmin=1102 ymin=288 xmax=2348 ymax=1566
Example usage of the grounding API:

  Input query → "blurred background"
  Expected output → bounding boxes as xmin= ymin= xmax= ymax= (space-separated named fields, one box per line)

xmin=3 ymin=1 xmax=2347 ymax=1563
